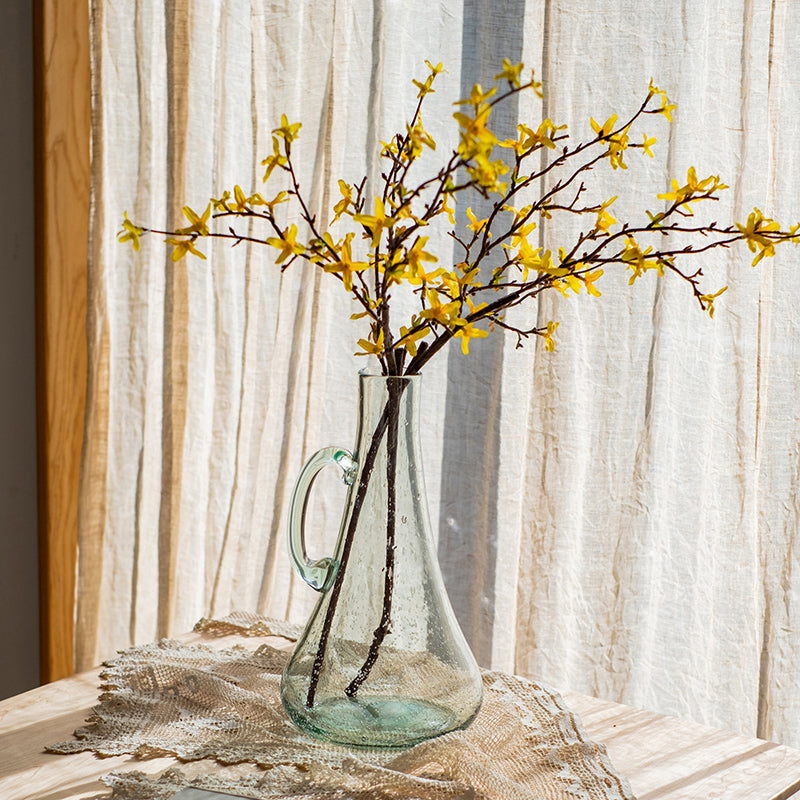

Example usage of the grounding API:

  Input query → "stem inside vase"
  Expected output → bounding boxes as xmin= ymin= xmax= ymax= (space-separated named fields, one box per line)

xmin=305 ymin=379 xmax=405 ymax=708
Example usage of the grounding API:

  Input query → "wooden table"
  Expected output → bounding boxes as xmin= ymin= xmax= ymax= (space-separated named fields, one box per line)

xmin=1 ymin=631 xmax=799 ymax=800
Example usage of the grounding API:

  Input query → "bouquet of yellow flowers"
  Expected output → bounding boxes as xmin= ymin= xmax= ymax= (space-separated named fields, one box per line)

xmin=120 ymin=59 xmax=799 ymax=378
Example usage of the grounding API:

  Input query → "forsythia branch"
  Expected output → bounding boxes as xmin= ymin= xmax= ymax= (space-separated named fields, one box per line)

xmin=120 ymin=60 xmax=800 ymax=374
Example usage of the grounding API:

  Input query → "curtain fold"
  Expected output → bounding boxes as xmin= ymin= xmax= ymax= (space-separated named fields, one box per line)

xmin=80 ymin=0 xmax=800 ymax=748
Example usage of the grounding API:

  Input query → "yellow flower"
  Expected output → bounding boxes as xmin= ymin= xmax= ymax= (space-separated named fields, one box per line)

xmin=272 ymin=113 xmax=302 ymax=143
xmin=424 ymin=60 xmax=445 ymax=77
xmin=455 ymin=83 xmax=497 ymax=108
xmin=355 ymin=327 xmax=384 ymax=357
xmin=405 ymin=118 xmax=436 ymax=156
xmin=552 ymin=274 xmax=581 ymax=296
xmin=648 ymin=79 xmax=677 ymax=121
xmin=262 ymin=136 xmax=288 ymax=181
xmin=657 ymin=167 xmax=728 ymax=212
xmin=353 ymin=197 xmax=396 ymax=248
xmin=165 ymin=237 xmax=206 ymax=261
xmin=736 ymin=208 xmax=781 ymax=265
xmin=412 ymin=61 xmax=445 ymax=97
xmin=230 ymin=185 xmax=270 ymax=212
xmin=543 ymin=320 xmax=559 ymax=352
xmin=398 ymin=324 xmax=430 ymax=357
xmin=454 ymin=104 xmax=497 ymax=161
xmin=211 ymin=191 xmax=231 ymax=212
xmin=440 ymin=192 xmax=456 ymax=225
xmin=266 ymin=223 xmax=305 ymax=264
xmin=581 ymin=268 xmax=603 ymax=297
xmin=118 ymin=212 xmax=145 ymax=251
xmin=590 ymin=114 xmax=618 ymax=138
xmin=607 ymin=129 xmax=630 ymax=169
xmin=494 ymin=58 xmax=525 ymax=88
xmin=595 ymin=197 xmax=617 ymax=233
xmin=262 ymin=191 xmax=289 ymax=214
xmin=516 ymin=243 xmax=560 ymax=282
xmin=405 ymin=237 xmax=439 ymax=283
xmin=322 ymin=233 xmax=368 ymax=291
xmin=466 ymin=207 xmax=488 ymax=234
xmin=699 ymin=286 xmax=727 ymax=318
xmin=641 ymin=134 xmax=657 ymax=157
xmin=331 ymin=180 xmax=353 ymax=224
xmin=227 ymin=184 xmax=266 ymax=213
xmin=465 ymin=152 xmax=508 ymax=193
xmin=176 ymin=204 xmax=211 ymax=236
xmin=621 ymin=236 xmax=661 ymax=283
xmin=453 ymin=320 xmax=488 ymax=354
xmin=419 ymin=289 xmax=461 ymax=326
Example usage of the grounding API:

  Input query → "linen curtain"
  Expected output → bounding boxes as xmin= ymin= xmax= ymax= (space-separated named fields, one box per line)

xmin=80 ymin=0 xmax=800 ymax=747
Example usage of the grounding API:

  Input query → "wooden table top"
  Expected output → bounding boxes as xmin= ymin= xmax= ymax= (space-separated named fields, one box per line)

xmin=1 ymin=631 xmax=799 ymax=800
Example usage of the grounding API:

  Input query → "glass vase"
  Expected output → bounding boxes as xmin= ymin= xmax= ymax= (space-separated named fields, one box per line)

xmin=280 ymin=371 xmax=483 ymax=748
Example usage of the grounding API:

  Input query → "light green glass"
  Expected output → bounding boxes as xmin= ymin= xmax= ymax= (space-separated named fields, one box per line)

xmin=281 ymin=372 xmax=483 ymax=748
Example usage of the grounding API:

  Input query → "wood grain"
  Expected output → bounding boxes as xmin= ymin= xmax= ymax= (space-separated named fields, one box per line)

xmin=33 ymin=0 xmax=90 ymax=683
xmin=563 ymin=690 xmax=800 ymax=800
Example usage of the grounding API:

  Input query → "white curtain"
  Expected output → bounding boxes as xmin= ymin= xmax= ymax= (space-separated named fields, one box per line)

xmin=80 ymin=0 xmax=800 ymax=748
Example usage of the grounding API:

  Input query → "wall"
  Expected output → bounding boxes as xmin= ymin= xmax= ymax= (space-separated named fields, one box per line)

xmin=0 ymin=0 xmax=40 ymax=699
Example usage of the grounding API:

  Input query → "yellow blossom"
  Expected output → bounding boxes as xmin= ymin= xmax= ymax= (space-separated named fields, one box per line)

xmin=621 ymin=236 xmax=661 ymax=283
xmin=553 ymin=273 xmax=583 ymax=296
xmin=322 ymin=233 xmax=368 ymax=291
xmin=494 ymin=58 xmax=524 ymax=88
xmin=648 ymin=79 xmax=677 ymax=121
xmin=405 ymin=237 xmax=439 ymax=283
xmin=419 ymin=289 xmax=462 ymax=326
xmin=543 ymin=320 xmax=559 ymax=351
xmin=466 ymin=207 xmax=489 ymax=234
xmin=272 ymin=114 xmax=302 ymax=143
xmin=356 ymin=327 xmax=384 ymax=357
xmin=405 ymin=118 xmax=437 ymax=158
xmin=211 ymin=191 xmax=231 ymax=212
xmin=440 ymin=192 xmax=456 ymax=225
xmin=262 ymin=136 xmax=288 ymax=181
xmin=176 ymin=204 xmax=211 ymax=236
xmin=591 ymin=114 xmax=618 ymax=138
xmin=166 ymin=237 xmax=206 ymax=261
xmin=736 ymin=208 xmax=781 ymax=265
xmin=515 ymin=119 xmax=564 ymax=152
xmin=266 ymin=223 xmax=305 ymax=264
xmin=455 ymin=83 xmax=497 ymax=108
xmin=353 ymin=197 xmax=396 ymax=247
xmin=331 ymin=180 xmax=353 ymax=224
xmin=595 ymin=197 xmax=617 ymax=233
xmin=398 ymin=324 xmax=430 ymax=357
xmin=657 ymin=167 xmax=728 ymax=213
xmin=118 ymin=212 xmax=145 ymax=251
xmin=262 ymin=191 xmax=289 ymax=214
xmin=465 ymin=152 xmax=508 ymax=193
xmin=699 ymin=286 xmax=727 ymax=318
xmin=453 ymin=320 xmax=488 ymax=354
xmin=454 ymin=104 xmax=497 ymax=161
xmin=581 ymin=268 xmax=603 ymax=297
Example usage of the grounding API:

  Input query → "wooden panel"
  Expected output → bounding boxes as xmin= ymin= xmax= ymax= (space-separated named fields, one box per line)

xmin=33 ymin=0 xmax=90 ymax=683
xmin=563 ymin=690 xmax=800 ymax=800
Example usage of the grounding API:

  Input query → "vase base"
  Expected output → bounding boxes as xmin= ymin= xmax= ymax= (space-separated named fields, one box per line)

xmin=284 ymin=694 xmax=471 ymax=749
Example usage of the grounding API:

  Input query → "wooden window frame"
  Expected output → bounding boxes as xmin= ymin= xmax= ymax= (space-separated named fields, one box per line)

xmin=33 ymin=0 xmax=90 ymax=682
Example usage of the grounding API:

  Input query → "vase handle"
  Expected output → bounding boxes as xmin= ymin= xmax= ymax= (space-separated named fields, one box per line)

xmin=287 ymin=446 xmax=357 ymax=591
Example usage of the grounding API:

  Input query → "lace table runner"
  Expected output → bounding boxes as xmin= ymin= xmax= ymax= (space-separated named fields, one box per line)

xmin=49 ymin=613 xmax=635 ymax=800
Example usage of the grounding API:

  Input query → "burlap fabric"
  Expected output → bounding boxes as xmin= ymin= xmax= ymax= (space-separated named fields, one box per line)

xmin=49 ymin=613 xmax=635 ymax=800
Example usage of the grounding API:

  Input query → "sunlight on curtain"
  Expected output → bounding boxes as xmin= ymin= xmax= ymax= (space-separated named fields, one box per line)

xmin=80 ymin=0 xmax=800 ymax=747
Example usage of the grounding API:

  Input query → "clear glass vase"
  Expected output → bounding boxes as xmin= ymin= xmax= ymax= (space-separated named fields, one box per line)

xmin=280 ymin=372 xmax=483 ymax=748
